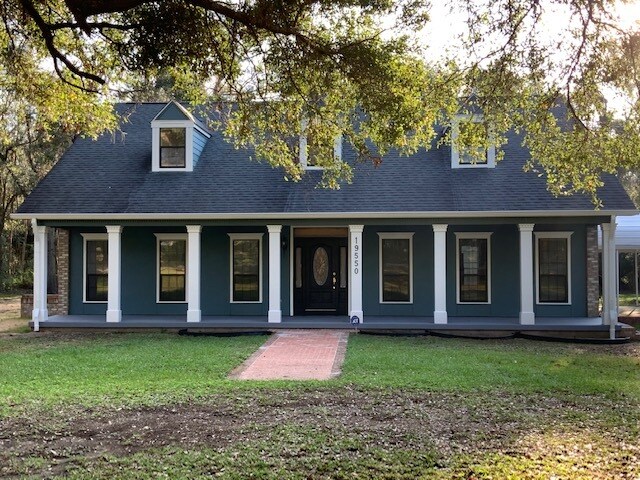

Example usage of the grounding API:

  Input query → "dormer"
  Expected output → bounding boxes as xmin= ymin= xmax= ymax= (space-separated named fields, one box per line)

xmin=450 ymin=114 xmax=496 ymax=169
xmin=299 ymin=116 xmax=342 ymax=170
xmin=151 ymin=101 xmax=211 ymax=172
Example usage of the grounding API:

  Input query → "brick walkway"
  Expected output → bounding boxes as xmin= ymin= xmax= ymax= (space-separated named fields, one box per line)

xmin=230 ymin=330 xmax=349 ymax=380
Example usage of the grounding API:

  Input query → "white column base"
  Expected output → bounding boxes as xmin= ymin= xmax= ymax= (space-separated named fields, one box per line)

xmin=609 ymin=323 xmax=616 ymax=340
xmin=434 ymin=311 xmax=448 ymax=324
xmin=349 ymin=310 xmax=363 ymax=324
xmin=39 ymin=308 xmax=48 ymax=322
xmin=268 ymin=310 xmax=282 ymax=323
xmin=187 ymin=309 xmax=201 ymax=322
xmin=519 ymin=311 xmax=535 ymax=325
xmin=106 ymin=309 xmax=122 ymax=323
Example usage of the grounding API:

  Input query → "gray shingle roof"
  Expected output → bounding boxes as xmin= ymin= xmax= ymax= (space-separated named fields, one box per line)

xmin=16 ymin=102 xmax=635 ymax=216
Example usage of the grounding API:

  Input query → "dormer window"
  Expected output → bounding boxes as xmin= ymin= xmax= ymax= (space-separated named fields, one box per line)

xmin=160 ymin=128 xmax=186 ymax=168
xmin=299 ymin=116 xmax=342 ymax=170
xmin=151 ymin=101 xmax=211 ymax=173
xmin=451 ymin=114 xmax=495 ymax=169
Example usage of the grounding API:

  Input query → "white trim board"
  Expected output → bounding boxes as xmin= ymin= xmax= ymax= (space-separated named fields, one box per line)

xmin=454 ymin=232 xmax=492 ymax=305
xmin=228 ymin=233 xmax=264 ymax=304
xmin=155 ymin=233 xmax=188 ymax=304
xmin=534 ymin=231 xmax=573 ymax=306
xmin=14 ymin=210 xmax=636 ymax=221
xmin=377 ymin=232 xmax=414 ymax=304
xmin=81 ymin=233 xmax=108 ymax=304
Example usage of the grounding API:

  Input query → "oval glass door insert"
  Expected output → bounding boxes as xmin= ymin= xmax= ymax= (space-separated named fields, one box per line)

xmin=313 ymin=247 xmax=329 ymax=286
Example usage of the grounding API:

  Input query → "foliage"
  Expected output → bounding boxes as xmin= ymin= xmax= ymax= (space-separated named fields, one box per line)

xmin=2 ymin=0 xmax=638 ymax=203
xmin=0 ymin=18 xmax=115 ymax=287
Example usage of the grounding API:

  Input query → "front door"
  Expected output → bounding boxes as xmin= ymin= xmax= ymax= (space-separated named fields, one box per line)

xmin=294 ymin=238 xmax=348 ymax=315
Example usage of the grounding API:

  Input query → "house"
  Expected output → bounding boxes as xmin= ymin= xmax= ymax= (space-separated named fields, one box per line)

xmin=599 ymin=214 xmax=640 ymax=306
xmin=13 ymin=101 xmax=637 ymax=337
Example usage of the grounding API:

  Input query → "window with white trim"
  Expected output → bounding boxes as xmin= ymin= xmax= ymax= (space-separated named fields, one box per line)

xmin=229 ymin=233 xmax=263 ymax=303
xmin=378 ymin=232 xmax=414 ymax=303
xmin=156 ymin=234 xmax=187 ymax=302
xmin=299 ymin=116 xmax=342 ymax=170
xmin=82 ymin=233 xmax=108 ymax=303
xmin=451 ymin=114 xmax=495 ymax=169
xmin=456 ymin=233 xmax=491 ymax=304
xmin=535 ymin=232 xmax=572 ymax=304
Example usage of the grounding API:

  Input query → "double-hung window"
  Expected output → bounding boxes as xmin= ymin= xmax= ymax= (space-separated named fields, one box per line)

xmin=159 ymin=128 xmax=186 ymax=168
xmin=456 ymin=233 xmax=491 ymax=303
xmin=82 ymin=234 xmax=108 ymax=302
xmin=156 ymin=234 xmax=187 ymax=302
xmin=378 ymin=233 xmax=413 ymax=303
xmin=229 ymin=234 xmax=263 ymax=303
xmin=536 ymin=232 xmax=572 ymax=304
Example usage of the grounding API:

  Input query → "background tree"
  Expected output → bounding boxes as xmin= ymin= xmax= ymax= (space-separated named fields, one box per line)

xmin=2 ymin=0 xmax=640 ymax=200
xmin=0 ymin=25 xmax=114 ymax=288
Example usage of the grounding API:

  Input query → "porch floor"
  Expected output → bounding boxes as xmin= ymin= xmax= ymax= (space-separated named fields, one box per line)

xmin=33 ymin=314 xmax=615 ymax=332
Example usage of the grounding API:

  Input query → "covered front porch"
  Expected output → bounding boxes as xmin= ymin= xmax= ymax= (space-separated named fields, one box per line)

xmin=33 ymin=314 xmax=623 ymax=336
xmin=27 ymin=217 xmax=623 ymax=337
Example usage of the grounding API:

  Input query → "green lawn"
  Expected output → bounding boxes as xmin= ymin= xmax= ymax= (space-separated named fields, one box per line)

xmin=0 ymin=332 xmax=638 ymax=479
xmin=0 ymin=333 xmax=267 ymax=413
xmin=341 ymin=334 xmax=640 ymax=398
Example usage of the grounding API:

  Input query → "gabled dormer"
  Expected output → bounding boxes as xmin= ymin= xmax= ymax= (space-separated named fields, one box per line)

xmin=450 ymin=114 xmax=496 ymax=169
xmin=151 ymin=101 xmax=211 ymax=172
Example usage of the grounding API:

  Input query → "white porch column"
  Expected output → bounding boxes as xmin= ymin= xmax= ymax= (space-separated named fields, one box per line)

xmin=602 ymin=221 xmax=618 ymax=338
xmin=601 ymin=223 xmax=611 ymax=325
xmin=31 ymin=220 xmax=48 ymax=331
xmin=518 ymin=224 xmax=535 ymax=325
xmin=349 ymin=225 xmax=364 ymax=323
xmin=433 ymin=224 xmax=448 ymax=324
xmin=267 ymin=225 xmax=282 ymax=323
xmin=106 ymin=225 xmax=122 ymax=323
xmin=186 ymin=225 xmax=202 ymax=322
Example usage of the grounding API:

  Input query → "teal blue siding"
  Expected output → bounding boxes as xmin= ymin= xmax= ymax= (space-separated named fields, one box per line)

xmin=533 ymin=224 xmax=587 ymax=317
xmin=363 ymin=225 xmax=434 ymax=316
xmin=69 ymin=228 xmax=108 ymax=315
xmin=120 ymin=227 xmax=186 ymax=315
xmin=65 ymin=219 xmax=594 ymax=319
xmin=446 ymin=225 xmax=520 ymax=317
xmin=193 ymin=129 xmax=208 ymax=166
xmin=155 ymin=103 xmax=190 ymax=121
xmin=201 ymin=226 xmax=268 ymax=315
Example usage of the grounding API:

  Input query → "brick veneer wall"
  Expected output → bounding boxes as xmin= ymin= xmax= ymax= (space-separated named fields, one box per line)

xmin=586 ymin=225 xmax=600 ymax=318
xmin=56 ymin=228 xmax=69 ymax=315
xmin=20 ymin=227 xmax=70 ymax=318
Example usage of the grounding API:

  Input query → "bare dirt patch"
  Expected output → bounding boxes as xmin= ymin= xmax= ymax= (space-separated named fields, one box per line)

xmin=1 ymin=389 xmax=638 ymax=478
xmin=0 ymin=295 xmax=25 ymax=333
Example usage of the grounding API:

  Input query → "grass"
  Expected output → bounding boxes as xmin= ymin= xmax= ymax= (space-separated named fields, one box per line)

xmin=619 ymin=292 xmax=640 ymax=306
xmin=340 ymin=334 xmax=640 ymax=398
xmin=0 ymin=333 xmax=266 ymax=413
xmin=0 ymin=332 xmax=638 ymax=478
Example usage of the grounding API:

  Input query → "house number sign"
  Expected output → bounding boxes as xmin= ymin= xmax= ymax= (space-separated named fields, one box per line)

xmin=352 ymin=235 xmax=360 ymax=275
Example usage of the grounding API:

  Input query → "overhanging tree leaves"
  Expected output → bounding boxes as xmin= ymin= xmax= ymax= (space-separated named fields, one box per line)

xmin=4 ymin=0 xmax=640 ymax=204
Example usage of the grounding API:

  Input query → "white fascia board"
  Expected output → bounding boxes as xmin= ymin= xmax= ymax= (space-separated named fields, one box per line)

xmin=12 ymin=209 xmax=638 ymax=221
